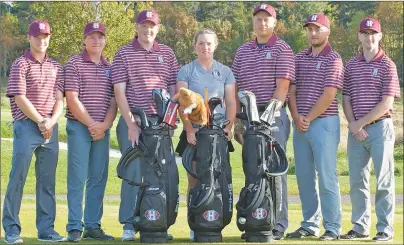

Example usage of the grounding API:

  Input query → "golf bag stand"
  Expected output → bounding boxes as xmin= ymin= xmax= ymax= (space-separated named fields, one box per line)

xmin=182 ymin=99 xmax=233 ymax=243
xmin=236 ymin=91 xmax=288 ymax=243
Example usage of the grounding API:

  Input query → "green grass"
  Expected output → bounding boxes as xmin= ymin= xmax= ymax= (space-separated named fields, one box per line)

xmin=2 ymin=200 xmax=402 ymax=244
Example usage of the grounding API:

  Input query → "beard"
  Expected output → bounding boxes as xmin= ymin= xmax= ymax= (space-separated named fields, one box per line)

xmin=311 ymin=38 xmax=327 ymax=48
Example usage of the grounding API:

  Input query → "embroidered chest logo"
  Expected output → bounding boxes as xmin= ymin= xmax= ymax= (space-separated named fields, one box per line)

xmin=265 ymin=52 xmax=272 ymax=59
xmin=366 ymin=20 xmax=373 ymax=27
xmin=157 ymin=55 xmax=164 ymax=63
xmin=372 ymin=68 xmax=378 ymax=76
xmin=316 ymin=61 xmax=322 ymax=69
xmin=311 ymin=15 xmax=318 ymax=21
xmin=104 ymin=69 xmax=111 ymax=78
xmin=51 ymin=69 xmax=57 ymax=78
xmin=212 ymin=71 xmax=220 ymax=78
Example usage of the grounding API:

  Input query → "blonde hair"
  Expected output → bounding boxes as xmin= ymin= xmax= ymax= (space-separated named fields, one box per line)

xmin=193 ymin=28 xmax=219 ymax=47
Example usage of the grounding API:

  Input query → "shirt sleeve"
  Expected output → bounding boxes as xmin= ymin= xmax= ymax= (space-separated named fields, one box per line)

xmin=224 ymin=66 xmax=236 ymax=85
xmin=55 ymin=63 xmax=64 ymax=94
xmin=231 ymin=49 xmax=241 ymax=82
xmin=342 ymin=61 xmax=351 ymax=96
xmin=111 ymin=50 xmax=129 ymax=85
xmin=168 ymin=49 xmax=179 ymax=86
xmin=177 ymin=64 xmax=190 ymax=84
xmin=276 ymin=47 xmax=295 ymax=82
xmin=64 ymin=58 xmax=80 ymax=92
xmin=382 ymin=59 xmax=401 ymax=98
xmin=6 ymin=59 xmax=27 ymax=97
xmin=324 ymin=56 xmax=344 ymax=89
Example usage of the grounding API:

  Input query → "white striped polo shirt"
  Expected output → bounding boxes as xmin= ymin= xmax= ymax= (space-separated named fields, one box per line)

xmin=294 ymin=43 xmax=344 ymax=117
xmin=6 ymin=50 xmax=64 ymax=120
xmin=64 ymin=50 xmax=113 ymax=122
xmin=232 ymin=34 xmax=295 ymax=105
xmin=343 ymin=49 xmax=401 ymax=120
xmin=111 ymin=38 xmax=179 ymax=116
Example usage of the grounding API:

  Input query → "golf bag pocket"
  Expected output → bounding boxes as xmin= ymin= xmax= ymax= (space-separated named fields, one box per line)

xmin=135 ymin=187 xmax=167 ymax=232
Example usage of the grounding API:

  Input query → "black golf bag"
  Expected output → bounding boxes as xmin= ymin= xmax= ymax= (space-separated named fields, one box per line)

xmin=236 ymin=91 xmax=288 ymax=243
xmin=117 ymin=89 xmax=179 ymax=243
xmin=182 ymin=98 xmax=233 ymax=243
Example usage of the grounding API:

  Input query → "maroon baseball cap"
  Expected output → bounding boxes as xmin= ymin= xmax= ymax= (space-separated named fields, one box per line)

xmin=360 ymin=17 xmax=381 ymax=33
xmin=304 ymin=13 xmax=330 ymax=29
xmin=28 ymin=20 xmax=51 ymax=37
xmin=253 ymin=3 xmax=277 ymax=19
xmin=136 ymin=10 xmax=159 ymax=25
xmin=83 ymin=22 xmax=106 ymax=37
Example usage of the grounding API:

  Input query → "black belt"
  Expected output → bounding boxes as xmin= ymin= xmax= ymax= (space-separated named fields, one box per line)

xmin=367 ymin=116 xmax=391 ymax=126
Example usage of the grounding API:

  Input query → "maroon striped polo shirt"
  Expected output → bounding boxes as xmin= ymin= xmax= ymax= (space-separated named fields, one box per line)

xmin=64 ymin=50 xmax=113 ymax=122
xmin=343 ymin=49 xmax=401 ymax=120
xmin=232 ymin=34 xmax=295 ymax=105
xmin=294 ymin=43 xmax=344 ymax=117
xmin=111 ymin=38 xmax=179 ymax=116
xmin=6 ymin=50 xmax=64 ymax=120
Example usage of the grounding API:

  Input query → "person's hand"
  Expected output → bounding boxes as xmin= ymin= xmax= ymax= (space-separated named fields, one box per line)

xmin=88 ymin=121 xmax=108 ymax=141
xmin=354 ymin=128 xmax=368 ymax=141
xmin=223 ymin=125 xmax=233 ymax=141
xmin=186 ymin=127 xmax=199 ymax=145
xmin=41 ymin=128 xmax=53 ymax=140
xmin=128 ymin=122 xmax=141 ymax=147
xmin=38 ymin=117 xmax=53 ymax=132
xmin=348 ymin=120 xmax=363 ymax=135
xmin=294 ymin=114 xmax=310 ymax=132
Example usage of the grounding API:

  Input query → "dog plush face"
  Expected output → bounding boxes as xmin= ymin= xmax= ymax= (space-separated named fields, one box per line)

xmin=172 ymin=88 xmax=208 ymax=125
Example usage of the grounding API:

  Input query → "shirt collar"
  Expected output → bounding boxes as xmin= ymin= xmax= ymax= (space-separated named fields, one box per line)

xmin=358 ymin=48 xmax=385 ymax=62
xmin=306 ymin=42 xmax=332 ymax=56
xmin=24 ymin=50 xmax=49 ymax=63
xmin=251 ymin=34 xmax=279 ymax=49
xmin=81 ymin=50 xmax=108 ymax=65
xmin=132 ymin=36 xmax=160 ymax=52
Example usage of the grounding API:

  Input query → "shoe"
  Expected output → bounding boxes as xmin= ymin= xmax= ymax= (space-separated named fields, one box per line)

xmin=167 ymin=234 xmax=174 ymax=240
xmin=38 ymin=231 xmax=66 ymax=242
xmin=241 ymin=232 xmax=246 ymax=239
xmin=190 ymin=230 xmax=194 ymax=241
xmin=340 ymin=230 xmax=369 ymax=240
xmin=272 ymin=229 xmax=284 ymax=240
xmin=82 ymin=228 xmax=114 ymax=240
xmin=4 ymin=233 xmax=23 ymax=244
xmin=372 ymin=232 xmax=393 ymax=242
xmin=286 ymin=227 xmax=315 ymax=238
xmin=122 ymin=229 xmax=135 ymax=241
xmin=67 ymin=229 xmax=82 ymax=242
xmin=319 ymin=230 xmax=339 ymax=241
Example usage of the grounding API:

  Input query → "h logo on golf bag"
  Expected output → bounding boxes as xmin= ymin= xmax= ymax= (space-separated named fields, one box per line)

xmin=145 ymin=209 xmax=160 ymax=221
xmin=252 ymin=208 xmax=268 ymax=220
xmin=203 ymin=210 xmax=219 ymax=221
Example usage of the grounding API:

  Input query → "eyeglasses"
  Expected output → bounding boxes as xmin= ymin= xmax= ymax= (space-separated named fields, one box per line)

xmin=360 ymin=31 xmax=378 ymax=36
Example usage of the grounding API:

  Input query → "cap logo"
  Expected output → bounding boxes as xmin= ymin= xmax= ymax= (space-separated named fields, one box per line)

xmin=260 ymin=4 xmax=267 ymax=9
xmin=39 ymin=23 xmax=46 ymax=30
xmin=93 ymin=23 xmax=99 ymax=29
xmin=366 ymin=20 xmax=373 ymax=27
xmin=146 ymin=11 xmax=153 ymax=18
xmin=311 ymin=15 xmax=318 ymax=21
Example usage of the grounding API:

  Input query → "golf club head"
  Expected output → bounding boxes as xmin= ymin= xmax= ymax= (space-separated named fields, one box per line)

xmin=212 ymin=113 xmax=225 ymax=126
xmin=208 ymin=97 xmax=223 ymax=124
xmin=260 ymin=99 xmax=281 ymax=126
xmin=152 ymin=89 xmax=170 ymax=123
xmin=131 ymin=107 xmax=149 ymax=129
xmin=237 ymin=90 xmax=260 ymax=126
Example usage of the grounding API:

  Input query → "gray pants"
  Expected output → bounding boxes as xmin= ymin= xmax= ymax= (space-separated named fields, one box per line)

xmin=66 ymin=119 xmax=110 ymax=232
xmin=347 ymin=118 xmax=395 ymax=236
xmin=116 ymin=116 xmax=139 ymax=230
xmin=2 ymin=120 xmax=59 ymax=236
xmin=293 ymin=115 xmax=342 ymax=236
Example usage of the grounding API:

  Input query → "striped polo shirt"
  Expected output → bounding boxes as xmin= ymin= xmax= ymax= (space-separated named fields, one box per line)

xmin=64 ymin=50 xmax=113 ymax=122
xmin=343 ymin=49 xmax=401 ymax=120
xmin=232 ymin=34 xmax=295 ymax=105
xmin=6 ymin=50 xmax=64 ymax=120
xmin=111 ymin=37 xmax=179 ymax=116
xmin=294 ymin=43 xmax=344 ymax=117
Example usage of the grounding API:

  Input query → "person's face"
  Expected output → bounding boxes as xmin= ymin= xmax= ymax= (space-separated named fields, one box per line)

xmin=306 ymin=23 xmax=329 ymax=48
xmin=28 ymin=34 xmax=50 ymax=54
xmin=136 ymin=21 xmax=159 ymax=44
xmin=194 ymin=33 xmax=217 ymax=59
xmin=358 ymin=29 xmax=382 ymax=50
xmin=84 ymin=32 xmax=106 ymax=54
xmin=253 ymin=11 xmax=276 ymax=38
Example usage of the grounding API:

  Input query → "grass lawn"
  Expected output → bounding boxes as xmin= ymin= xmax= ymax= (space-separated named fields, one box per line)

xmin=1 ymin=200 xmax=403 ymax=244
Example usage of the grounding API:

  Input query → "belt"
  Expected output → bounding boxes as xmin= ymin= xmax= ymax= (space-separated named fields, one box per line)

xmin=367 ymin=116 xmax=391 ymax=126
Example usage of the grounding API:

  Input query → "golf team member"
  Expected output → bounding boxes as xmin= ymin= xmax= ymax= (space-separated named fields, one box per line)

xmin=232 ymin=3 xmax=294 ymax=240
xmin=111 ymin=10 xmax=179 ymax=241
xmin=175 ymin=28 xmax=237 ymax=241
xmin=64 ymin=22 xmax=117 ymax=242
xmin=3 ymin=20 xmax=65 ymax=243
xmin=287 ymin=13 xmax=343 ymax=240
xmin=340 ymin=17 xmax=400 ymax=242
